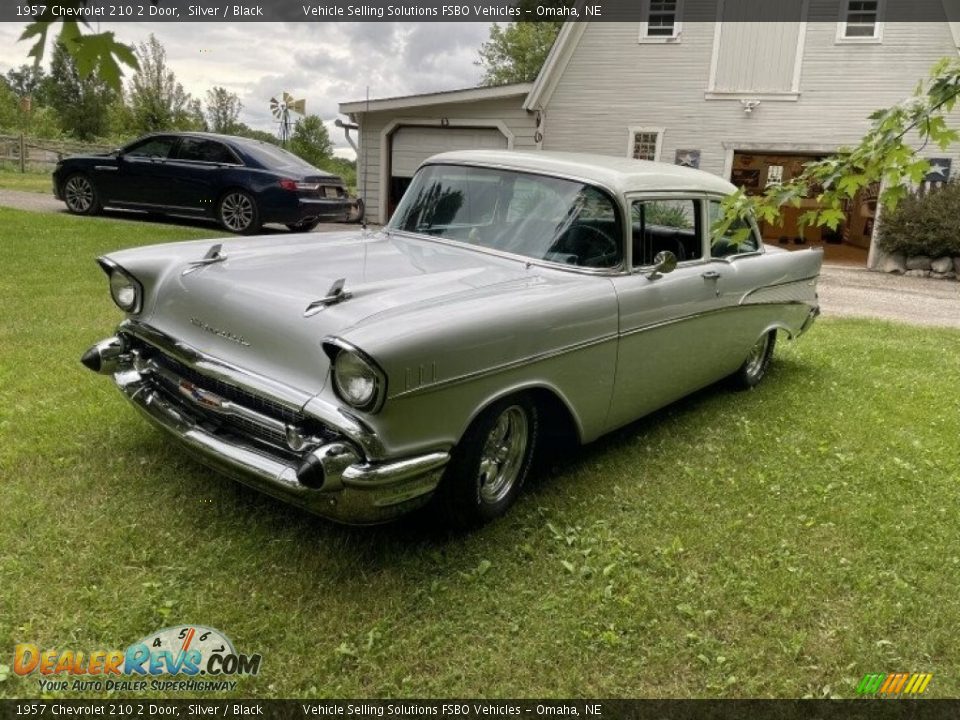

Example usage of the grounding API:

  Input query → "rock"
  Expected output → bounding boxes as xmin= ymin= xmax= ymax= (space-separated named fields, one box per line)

xmin=906 ymin=255 xmax=932 ymax=271
xmin=954 ymin=257 xmax=960 ymax=275
xmin=931 ymin=272 xmax=949 ymax=280
xmin=881 ymin=253 xmax=906 ymax=274
xmin=931 ymin=256 xmax=953 ymax=273
xmin=905 ymin=269 xmax=931 ymax=278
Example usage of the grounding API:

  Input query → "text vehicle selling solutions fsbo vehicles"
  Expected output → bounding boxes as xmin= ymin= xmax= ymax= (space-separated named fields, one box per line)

xmin=81 ymin=151 xmax=823 ymax=527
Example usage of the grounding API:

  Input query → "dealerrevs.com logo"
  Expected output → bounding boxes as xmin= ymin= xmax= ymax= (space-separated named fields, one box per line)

xmin=13 ymin=625 xmax=262 ymax=693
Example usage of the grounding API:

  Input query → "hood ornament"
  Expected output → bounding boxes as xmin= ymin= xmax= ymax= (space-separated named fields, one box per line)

xmin=304 ymin=278 xmax=352 ymax=317
xmin=182 ymin=243 xmax=226 ymax=275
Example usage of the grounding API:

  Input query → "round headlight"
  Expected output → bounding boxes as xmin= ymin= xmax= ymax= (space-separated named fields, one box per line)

xmin=333 ymin=350 xmax=380 ymax=409
xmin=109 ymin=270 xmax=141 ymax=313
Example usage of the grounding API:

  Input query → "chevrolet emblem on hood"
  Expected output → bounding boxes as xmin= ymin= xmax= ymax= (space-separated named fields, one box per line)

xmin=190 ymin=317 xmax=251 ymax=347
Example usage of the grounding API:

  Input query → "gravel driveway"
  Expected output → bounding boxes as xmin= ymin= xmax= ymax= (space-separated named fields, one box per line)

xmin=819 ymin=264 xmax=960 ymax=329
xmin=2 ymin=188 xmax=958 ymax=329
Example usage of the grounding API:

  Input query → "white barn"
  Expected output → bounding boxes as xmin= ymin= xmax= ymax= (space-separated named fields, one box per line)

xmin=339 ymin=0 xmax=960 ymax=266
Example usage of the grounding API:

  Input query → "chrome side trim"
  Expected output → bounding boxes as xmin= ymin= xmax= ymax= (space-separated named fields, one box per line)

xmin=619 ymin=301 xmax=811 ymax=340
xmin=390 ymin=333 xmax=618 ymax=400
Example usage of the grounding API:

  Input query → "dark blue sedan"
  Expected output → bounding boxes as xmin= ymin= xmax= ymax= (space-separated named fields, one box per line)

xmin=53 ymin=132 xmax=350 ymax=233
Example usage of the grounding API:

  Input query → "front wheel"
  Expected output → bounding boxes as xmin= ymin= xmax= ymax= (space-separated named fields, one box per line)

xmin=217 ymin=190 xmax=261 ymax=234
xmin=730 ymin=330 xmax=777 ymax=389
xmin=63 ymin=173 xmax=102 ymax=215
xmin=434 ymin=395 xmax=539 ymax=528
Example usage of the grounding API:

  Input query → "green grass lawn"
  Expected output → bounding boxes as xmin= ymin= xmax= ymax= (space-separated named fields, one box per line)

xmin=0 ymin=167 xmax=53 ymax=194
xmin=1 ymin=206 xmax=959 ymax=700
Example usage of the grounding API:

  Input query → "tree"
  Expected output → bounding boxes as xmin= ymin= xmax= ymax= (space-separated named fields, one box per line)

xmin=128 ymin=35 xmax=197 ymax=133
xmin=205 ymin=87 xmax=243 ymax=134
xmin=233 ymin=123 xmax=280 ymax=145
xmin=19 ymin=9 xmax=139 ymax=92
xmin=289 ymin=115 xmax=333 ymax=167
xmin=5 ymin=64 xmax=48 ymax=101
xmin=477 ymin=21 xmax=562 ymax=86
xmin=46 ymin=42 xmax=116 ymax=140
xmin=716 ymin=57 xmax=960 ymax=263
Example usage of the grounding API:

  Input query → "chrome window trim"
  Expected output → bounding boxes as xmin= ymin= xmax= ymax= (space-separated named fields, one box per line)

xmin=625 ymin=192 xmax=710 ymax=273
xmin=388 ymin=161 xmax=630 ymax=276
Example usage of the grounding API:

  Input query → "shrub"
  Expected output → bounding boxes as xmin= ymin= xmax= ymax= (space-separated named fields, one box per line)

xmin=876 ymin=180 xmax=960 ymax=257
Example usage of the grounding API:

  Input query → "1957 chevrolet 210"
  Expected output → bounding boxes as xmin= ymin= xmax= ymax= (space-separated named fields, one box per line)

xmin=81 ymin=151 xmax=822 ymax=527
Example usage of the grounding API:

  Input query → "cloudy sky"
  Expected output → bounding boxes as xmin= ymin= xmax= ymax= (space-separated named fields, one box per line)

xmin=0 ymin=22 xmax=493 ymax=157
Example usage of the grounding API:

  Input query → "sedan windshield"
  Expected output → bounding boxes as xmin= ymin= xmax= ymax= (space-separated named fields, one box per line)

xmin=389 ymin=165 xmax=623 ymax=269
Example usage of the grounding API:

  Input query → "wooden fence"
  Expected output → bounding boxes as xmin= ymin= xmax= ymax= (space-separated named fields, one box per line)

xmin=0 ymin=134 xmax=113 ymax=172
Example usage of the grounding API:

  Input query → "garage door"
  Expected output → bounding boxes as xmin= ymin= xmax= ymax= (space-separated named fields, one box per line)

xmin=391 ymin=126 xmax=508 ymax=178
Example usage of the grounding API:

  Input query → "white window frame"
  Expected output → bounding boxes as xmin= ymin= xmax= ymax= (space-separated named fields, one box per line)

xmin=627 ymin=127 xmax=665 ymax=162
xmin=836 ymin=0 xmax=885 ymax=44
xmin=639 ymin=0 xmax=683 ymax=44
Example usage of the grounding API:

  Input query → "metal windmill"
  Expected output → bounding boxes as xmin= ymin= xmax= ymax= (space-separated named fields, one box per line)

xmin=270 ymin=92 xmax=306 ymax=145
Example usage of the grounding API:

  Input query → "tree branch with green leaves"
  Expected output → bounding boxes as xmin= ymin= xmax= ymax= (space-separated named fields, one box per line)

xmin=714 ymin=57 xmax=960 ymax=246
xmin=19 ymin=2 xmax=146 ymax=92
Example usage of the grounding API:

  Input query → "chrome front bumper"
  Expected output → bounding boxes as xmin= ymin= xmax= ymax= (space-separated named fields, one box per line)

xmin=83 ymin=329 xmax=449 ymax=524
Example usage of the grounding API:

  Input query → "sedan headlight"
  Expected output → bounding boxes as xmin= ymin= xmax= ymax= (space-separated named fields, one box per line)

xmin=327 ymin=343 xmax=385 ymax=412
xmin=108 ymin=268 xmax=143 ymax=313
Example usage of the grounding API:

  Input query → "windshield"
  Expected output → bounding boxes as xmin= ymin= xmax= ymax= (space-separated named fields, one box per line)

xmin=389 ymin=164 xmax=623 ymax=269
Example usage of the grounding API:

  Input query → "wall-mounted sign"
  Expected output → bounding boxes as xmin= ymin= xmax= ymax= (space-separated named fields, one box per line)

xmin=675 ymin=150 xmax=701 ymax=169
xmin=925 ymin=158 xmax=951 ymax=184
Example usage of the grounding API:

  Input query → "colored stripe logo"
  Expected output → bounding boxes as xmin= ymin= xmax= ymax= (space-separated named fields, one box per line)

xmin=856 ymin=673 xmax=932 ymax=696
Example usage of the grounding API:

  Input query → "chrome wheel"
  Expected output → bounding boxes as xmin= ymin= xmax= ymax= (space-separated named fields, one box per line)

xmin=219 ymin=192 xmax=255 ymax=232
xmin=64 ymin=175 xmax=94 ymax=213
xmin=744 ymin=333 xmax=771 ymax=379
xmin=477 ymin=405 xmax=529 ymax=504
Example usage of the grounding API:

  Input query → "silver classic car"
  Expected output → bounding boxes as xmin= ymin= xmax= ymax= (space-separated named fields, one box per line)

xmin=81 ymin=151 xmax=822 ymax=527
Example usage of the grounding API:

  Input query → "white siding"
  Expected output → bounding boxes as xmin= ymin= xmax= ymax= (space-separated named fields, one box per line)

xmin=540 ymin=6 xmax=960 ymax=181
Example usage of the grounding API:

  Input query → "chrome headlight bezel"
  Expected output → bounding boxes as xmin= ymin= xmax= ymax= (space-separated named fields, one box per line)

xmin=99 ymin=259 xmax=143 ymax=314
xmin=323 ymin=339 xmax=387 ymax=413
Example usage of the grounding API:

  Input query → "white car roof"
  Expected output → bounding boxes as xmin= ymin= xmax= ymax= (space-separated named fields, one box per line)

xmin=423 ymin=150 xmax=738 ymax=197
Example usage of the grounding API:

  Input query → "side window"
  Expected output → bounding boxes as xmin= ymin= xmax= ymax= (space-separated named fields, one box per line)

xmin=175 ymin=138 xmax=237 ymax=164
xmin=631 ymin=198 xmax=702 ymax=267
xmin=124 ymin=137 xmax=176 ymax=159
xmin=708 ymin=199 xmax=761 ymax=258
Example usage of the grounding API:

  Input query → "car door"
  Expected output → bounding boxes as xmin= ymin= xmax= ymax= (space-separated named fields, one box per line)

xmin=165 ymin=137 xmax=241 ymax=213
xmin=109 ymin=135 xmax=179 ymax=206
xmin=606 ymin=195 xmax=730 ymax=431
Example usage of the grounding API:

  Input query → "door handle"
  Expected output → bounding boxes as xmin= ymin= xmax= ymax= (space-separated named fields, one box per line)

xmin=701 ymin=270 xmax=721 ymax=280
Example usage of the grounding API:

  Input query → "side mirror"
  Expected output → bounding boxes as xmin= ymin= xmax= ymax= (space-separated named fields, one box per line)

xmin=646 ymin=250 xmax=678 ymax=278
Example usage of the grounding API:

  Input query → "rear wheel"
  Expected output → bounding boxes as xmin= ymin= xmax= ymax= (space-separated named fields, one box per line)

xmin=63 ymin=173 xmax=102 ymax=215
xmin=731 ymin=330 xmax=776 ymax=389
xmin=218 ymin=190 xmax=261 ymax=234
xmin=434 ymin=395 xmax=539 ymax=528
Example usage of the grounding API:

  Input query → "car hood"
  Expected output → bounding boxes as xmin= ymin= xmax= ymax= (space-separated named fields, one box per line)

xmin=138 ymin=231 xmax=537 ymax=394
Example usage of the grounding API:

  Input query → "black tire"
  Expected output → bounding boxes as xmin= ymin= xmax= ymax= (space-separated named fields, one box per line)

xmin=434 ymin=395 xmax=539 ymax=528
xmin=217 ymin=189 xmax=261 ymax=234
xmin=730 ymin=330 xmax=777 ymax=390
xmin=62 ymin=173 xmax=102 ymax=216
xmin=286 ymin=219 xmax=321 ymax=233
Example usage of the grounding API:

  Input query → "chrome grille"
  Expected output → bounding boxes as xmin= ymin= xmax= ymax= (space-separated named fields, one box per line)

xmin=138 ymin=348 xmax=334 ymax=453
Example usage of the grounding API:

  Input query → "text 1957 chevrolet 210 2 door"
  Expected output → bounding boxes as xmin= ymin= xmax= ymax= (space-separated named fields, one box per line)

xmin=81 ymin=150 xmax=822 ymax=527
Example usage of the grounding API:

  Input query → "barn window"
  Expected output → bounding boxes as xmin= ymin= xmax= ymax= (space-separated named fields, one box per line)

xmin=639 ymin=0 xmax=683 ymax=42
xmin=628 ymin=128 xmax=664 ymax=162
xmin=838 ymin=0 xmax=884 ymax=42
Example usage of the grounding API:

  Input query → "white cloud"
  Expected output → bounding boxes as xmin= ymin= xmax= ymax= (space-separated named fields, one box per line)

xmin=0 ymin=21 xmax=492 ymax=156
